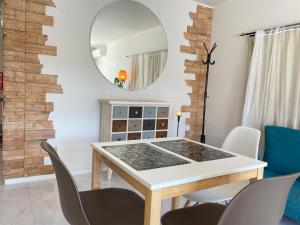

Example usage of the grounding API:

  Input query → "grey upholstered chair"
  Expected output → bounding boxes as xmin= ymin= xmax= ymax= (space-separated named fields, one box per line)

xmin=162 ymin=173 xmax=299 ymax=225
xmin=41 ymin=142 xmax=144 ymax=225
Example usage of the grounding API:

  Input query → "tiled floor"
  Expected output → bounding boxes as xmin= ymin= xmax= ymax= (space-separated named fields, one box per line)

xmin=0 ymin=172 xmax=299 ymax=225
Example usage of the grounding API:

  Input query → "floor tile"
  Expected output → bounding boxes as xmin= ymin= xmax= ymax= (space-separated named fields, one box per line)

xmin=0 ymin=201 xmax=34 ymax=225
xmin=0 ymin=172 xmax=299 ymax=225
xmin=28 ymin=180 xmax=59 ymax=204
xmin=31 ymin=200 xmax=68 ymax=225
xmin=0 ymin=185 xmax=30 ymax=204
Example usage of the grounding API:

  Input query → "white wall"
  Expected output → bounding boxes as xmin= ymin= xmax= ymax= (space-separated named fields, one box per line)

xmin=41 ymin=0 xmax=203 ymax=173
xmin=100 ymin=26 xmax=168 ymax=84
xmin=206 ymin=0 xmax=300 ymax=147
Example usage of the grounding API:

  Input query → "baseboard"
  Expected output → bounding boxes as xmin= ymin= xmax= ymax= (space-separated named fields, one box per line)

xmin=4 ymin=169 xmax=92 ymax=186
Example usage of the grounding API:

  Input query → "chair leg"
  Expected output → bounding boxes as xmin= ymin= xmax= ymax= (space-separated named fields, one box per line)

xmin=184 ymin=200 xmax=192 ymax=208
xmin=107 ymin=168 xmax=113 ymax=181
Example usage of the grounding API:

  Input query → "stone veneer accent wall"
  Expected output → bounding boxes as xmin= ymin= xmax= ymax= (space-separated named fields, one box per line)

xmin=2 ymin=0 xmax=62 ymax=179
xmin=180 ymin=5 xmax=213 ymax=141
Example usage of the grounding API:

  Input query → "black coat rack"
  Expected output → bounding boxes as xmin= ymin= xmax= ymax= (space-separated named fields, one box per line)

xmin=200 ymin=43 xmax=217 ymax=144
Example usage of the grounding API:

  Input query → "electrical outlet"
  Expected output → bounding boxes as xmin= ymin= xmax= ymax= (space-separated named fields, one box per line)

xmin=44 ymin=157 xmax=52 ymax=166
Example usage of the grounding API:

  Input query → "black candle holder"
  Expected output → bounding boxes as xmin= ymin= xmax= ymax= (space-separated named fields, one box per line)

xmin=176 ymin=113 xmax=182 ymax=137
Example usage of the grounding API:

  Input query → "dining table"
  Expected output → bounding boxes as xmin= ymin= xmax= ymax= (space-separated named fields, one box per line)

xmin=91 ymin=137 xmax=267 ymax=225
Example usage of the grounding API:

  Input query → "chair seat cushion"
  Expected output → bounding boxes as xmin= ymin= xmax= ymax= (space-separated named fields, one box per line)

xmin=184 ymin=181 xmax=249 ymax=203
xmin=264 ymin=169 xmax=279 ymax=178
xmin=161 ymin=203 xmax=226 ymax=225
xmin=80 ymin=188 xmax=144 ymax=225
xmin=264 ymin=126 xmax=300 ymax=178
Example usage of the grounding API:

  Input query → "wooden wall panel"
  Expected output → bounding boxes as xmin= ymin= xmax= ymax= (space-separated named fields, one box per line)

xmin=181 ymin=5 xmax=213 ymax=141
xmin=2 ymin=0 xmax=62 ymax=179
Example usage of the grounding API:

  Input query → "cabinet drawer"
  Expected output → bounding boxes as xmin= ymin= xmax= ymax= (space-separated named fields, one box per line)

xmin=143 ymin=119 xmax=155 ymax=131
xmin=144 ymin=107 xmax=156 ymax=118
xmin=156 ymin=119 xmax=168 ymax=130
xmin=142 ymin=132 xmax=155 ymax=139
xmin=156 ymin=131 xmax=168 ymax=138
xmin=128 ymin=133 xmax=141 ymax=140
xmin=112 ymin=120 xmax=127 ymax=132
xmin=112 ymin=133 xmax=127 ymax=141
xmin=129 ymin=107 xmax=143 ymax=118
xmin=113 ymin=106 xmax=128 ymax=118
xmin=157 ymin=107 xmax=169 ymax=118
xmin=128 ymin=120 xmax=142 ymax=131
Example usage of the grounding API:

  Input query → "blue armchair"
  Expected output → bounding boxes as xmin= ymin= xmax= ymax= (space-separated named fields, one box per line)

xmin=263 ymin=126 xmax=300 ymax=222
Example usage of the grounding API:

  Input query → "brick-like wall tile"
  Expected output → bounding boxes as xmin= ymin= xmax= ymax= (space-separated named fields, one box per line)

xmin=2 ymin=0 xmax=62 ymax=179
xmin=180 ymin=5 xmax=213 ymax=141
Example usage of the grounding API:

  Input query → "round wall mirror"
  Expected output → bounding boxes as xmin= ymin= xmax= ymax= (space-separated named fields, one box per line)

xmin=90 ymin=0 xmax=168 ymax=90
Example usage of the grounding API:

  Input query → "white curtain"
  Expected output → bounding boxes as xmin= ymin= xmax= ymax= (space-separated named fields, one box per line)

xmin=128 ymin=50 xmax=167 ymax=90
xmin=242 ymin=28 xmax=300 ymax=130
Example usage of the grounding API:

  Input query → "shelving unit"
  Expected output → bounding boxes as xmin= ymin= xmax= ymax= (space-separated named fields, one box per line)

xmin=99 ymin=100 xmax=172 ymax=180
xmin=99 ymin=100 xmax=171 ymax=143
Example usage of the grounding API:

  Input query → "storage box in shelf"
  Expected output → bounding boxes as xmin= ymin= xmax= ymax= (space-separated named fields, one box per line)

xmin=99 ymin=100 xmax=171 ymax=142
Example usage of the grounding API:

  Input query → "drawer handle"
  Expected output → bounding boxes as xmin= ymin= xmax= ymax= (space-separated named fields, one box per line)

xmin=135 ymin=111 xmax=139 ymax=115
xmin=162 ymin=123 xmax=165 ymax=126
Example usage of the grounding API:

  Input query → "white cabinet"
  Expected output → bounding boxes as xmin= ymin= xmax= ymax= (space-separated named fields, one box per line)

xmin=99 ymin=99 xmax=172 ymax=180
xmin=99 ymin=100 xmax=171 ymax=142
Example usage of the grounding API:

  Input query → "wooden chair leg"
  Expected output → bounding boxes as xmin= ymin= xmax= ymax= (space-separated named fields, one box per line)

xmin=184 ymin=200 xmax=191 ymax=208
xmin=107 ymin=168 xmax=113 ymax=181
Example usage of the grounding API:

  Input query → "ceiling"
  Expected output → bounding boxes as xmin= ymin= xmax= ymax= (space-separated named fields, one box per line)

xmin=196 ymin=0 xmax=234 ymax=7
xmin=91 ymin=1 xmax=162 ymax=46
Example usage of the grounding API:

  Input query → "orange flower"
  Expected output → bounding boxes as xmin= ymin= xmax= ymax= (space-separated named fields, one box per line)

xmin=117 ymin=70 xmax=128 ymax=81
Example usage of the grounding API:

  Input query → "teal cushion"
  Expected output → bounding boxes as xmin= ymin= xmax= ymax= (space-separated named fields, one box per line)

xmin=285 ymin=179 xmax=300 ymax=222
xmin=264 ymin=169 xmax=279 ymax=178
xmin=264 ymin=169 xmax=300 ymax=222
xmin=264 ymin=126 xmax=300 ymax=175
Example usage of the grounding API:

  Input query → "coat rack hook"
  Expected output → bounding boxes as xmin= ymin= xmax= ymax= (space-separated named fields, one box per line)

xmin=202 ymin=59 xmax=208 ymax=65
xmin=200 ymin=42 xmax=217 ymax=144
xmin=203 ymin=43 xmax=209 ymax=54
xmin=211 ymin=43 xmax=217 ymax=53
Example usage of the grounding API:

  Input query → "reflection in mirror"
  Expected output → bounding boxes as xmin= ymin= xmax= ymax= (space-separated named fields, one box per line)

xmin=90 ymin=0 xmax=168 ymax=90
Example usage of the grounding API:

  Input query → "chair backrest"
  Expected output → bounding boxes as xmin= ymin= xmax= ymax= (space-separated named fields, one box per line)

xmin=222 ymin=126 xmax=260 ymax=159
xmin=218 ymin=173 xmax=300 ymax=225
xmin=264 ymin=126 xmax=300 ymax=175
xmin=41 ymin=142 xmax=90 ymax=225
